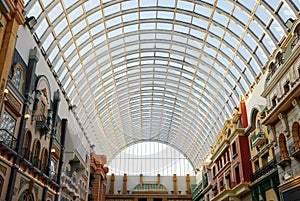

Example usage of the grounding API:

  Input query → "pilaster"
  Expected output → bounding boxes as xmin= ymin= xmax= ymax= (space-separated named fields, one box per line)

xmin=109 ymin=174 xmax=115 ymax=194
xmin=173 ymin=174 xmax=177 ymax=194
xmin=0 ymin=0 xmax=24 ymax=109
xmin=292 ymin=98 xmax=300 ymax=120
xmin=186 ymin=174 xmax=190 ymax=194
xmin=123 ymin=173 xmax=127 ymax=194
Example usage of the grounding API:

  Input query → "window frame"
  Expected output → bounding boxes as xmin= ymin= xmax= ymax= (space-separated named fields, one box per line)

xmin=11 ymin=63 xmax=24 ymax=93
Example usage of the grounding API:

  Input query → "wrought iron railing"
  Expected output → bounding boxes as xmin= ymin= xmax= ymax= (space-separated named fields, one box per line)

xmin=20 ymin=148 xmax=50 ymax=174
xmin=250 ymin=159 xmax=276 ymax=182
xmin=0 ymin=129 xmax=17 ymax=150
xmin=252 ymin=131 xmax=266 ymax=147
xmin=63 ymin=172 xmax=79 ymax=192
xmin=35 ymin=115 xmax=50 ymax=131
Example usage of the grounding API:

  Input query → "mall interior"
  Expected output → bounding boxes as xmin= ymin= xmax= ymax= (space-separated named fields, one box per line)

xmin=0 ymin=0 xmax=300 ymax=201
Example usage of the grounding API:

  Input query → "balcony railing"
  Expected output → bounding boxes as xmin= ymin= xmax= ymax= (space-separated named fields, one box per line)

xmin=289 ymin=145 xmax=300 ymax=158
xmin=62 ymin=172 xmax=79 ymax=193
xmin=276 ymin=153 xmax=291 ymax=167
xmin=0 ymin=129 xmax=17 ymax=150
xmin=252 ymin=132 xmax=266 ymax=147
xmin=20 ymin=148 xmax=49 ymax=175
xmin=250 ymin=159 xmax=277 ymax=182
xmin=191 ymin=182 xmax=202 ymax=199
xmin=35 ymin=115 xmax=50 ymax=131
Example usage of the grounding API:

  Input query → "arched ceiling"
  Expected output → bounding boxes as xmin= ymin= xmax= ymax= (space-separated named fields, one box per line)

xmin=23 ymin=0 xmax=299 ymax=168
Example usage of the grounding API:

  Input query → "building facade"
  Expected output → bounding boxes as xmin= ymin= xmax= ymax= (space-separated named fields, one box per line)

xmin=89 ymin=153 xmax=109 ymax=201
xmin=209 ymin=100 xmax=252 ymax=201
xmin=0 ymin=46 xmax=66 ymax=200
xmin=1 ymin=1 xmax=300 ymax=201
xmin=245 ymin=107 xmax=280 ymax=201
xmin=0 ymin=1 xmax=94 ymax=200
xmin=106 ymin=174 xmax=193 ymax=201
xmin=261 ymin=21 xmax=300 ymax=201
xmin=192 ymin=163 xmax=212 ymax=201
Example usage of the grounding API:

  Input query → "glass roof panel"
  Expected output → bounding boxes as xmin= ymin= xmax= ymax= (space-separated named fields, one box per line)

xmin=68 ymin=6 xmax=83 ymax=22
xmin=24 ymin=0 xmax=297 ymax=171
xmin=84 ymin=0 xmax=100 ymax=11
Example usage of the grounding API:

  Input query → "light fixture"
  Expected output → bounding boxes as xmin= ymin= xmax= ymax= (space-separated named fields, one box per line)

xmin=51 ymin=148 xmax=55 ymax=153
xmin=4 ymin=88 xmax=8 ymax=94
xmin=283 ymin=172 xmax=292 ymax=180
xmin=25 ymin=16 xmax=37 ymax=29
xmin=24 ymin=114 xmax=31 ymax=119
xmin=69 ymin=104 xmax=77 ymax=110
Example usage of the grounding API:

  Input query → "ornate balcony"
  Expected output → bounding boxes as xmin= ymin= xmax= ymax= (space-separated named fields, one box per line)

xmin=289 ymin=145 xmax=300 ymax=159
xmin=276 ymin=154 xmax=291 ymax=167
xmin=252 ymin=132 xmax=266 ymax=148
xmin=62 ymin=171 xmax=79 ymax=195
xmin=35 ymin=115 xmax=50 ymax=131
xmin=250 ymin=159 xmax=277 ymax=182
xmin=0 ymin=129 xmax=17 ymax=157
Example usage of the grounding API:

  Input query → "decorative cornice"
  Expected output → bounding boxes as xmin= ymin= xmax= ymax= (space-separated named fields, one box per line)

xmin=262 ymin=35 xmax=300 ymax=98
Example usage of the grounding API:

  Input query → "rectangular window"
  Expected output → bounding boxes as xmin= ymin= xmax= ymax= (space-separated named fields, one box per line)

xmin=284 ymin=81 xmax=290 ymax=94
xmin=0 ymin=111 xmax=16 ymax=147
xmin=271 ymin=96 xmax=277 ymax=108
xmin=50 ymin=158 xmax=57 ymax=172
xmin=254 ymin=160 xmax=259 ymax=172
xmin=0 ymin=111 xmax=16 ymax=134
xmin=235 ymin=166 xmax=240 ymax=184
xmin=50 ymin=158 xmax=57 ymax=180
xmin=232 ymin=141 xmax=237 ymax=158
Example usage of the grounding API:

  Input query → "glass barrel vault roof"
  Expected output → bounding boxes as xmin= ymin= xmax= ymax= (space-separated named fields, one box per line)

xmin=23 ymin=0 xmax=299 ymax=168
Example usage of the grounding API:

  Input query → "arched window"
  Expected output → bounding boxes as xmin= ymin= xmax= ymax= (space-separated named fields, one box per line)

xmin=18 ymin=189 xmax=34 ymax=201
xmin=292 ymin=23 xmax=300 ymax=49
xmin=292 ymin=122 xmax=300 ymax=151
xmin=276 ymin=52 xmax=284 ymax=65
xmin=12 ymin=66 xmax=23 ymax=91
xmin=279 ymin=134 xmax=289 ymax=160
xmin=226 ymin=128 xmax=231 ymax=137
xmin=295 ymin=23 xmax=300 ymax=38
xmin=270 ymin=62 xmax=277 ymax=75
xmin=32 ymin=141 xmax=41 ymax=168
xmin=42 ymin=149 xmax=48 ymax=173
xmin=0 ymin=175 xmax=4 ymax=195
xmin=256 ymin=119 xmax=263 ymax=132
xmin=22 ymin=131 xmax=32 ymax=160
